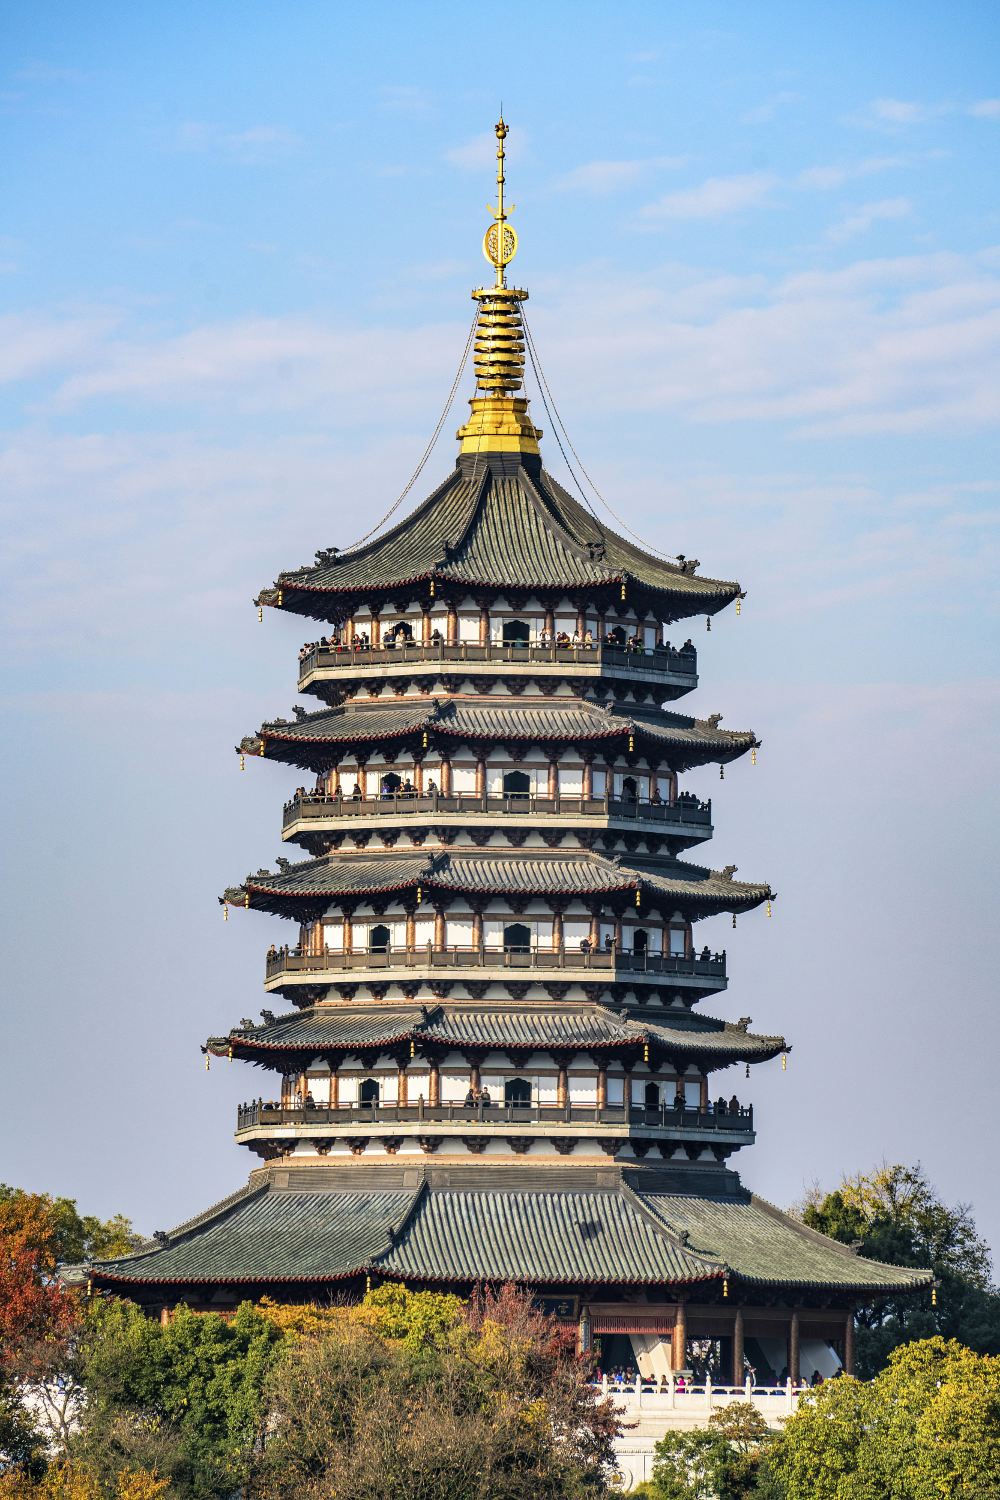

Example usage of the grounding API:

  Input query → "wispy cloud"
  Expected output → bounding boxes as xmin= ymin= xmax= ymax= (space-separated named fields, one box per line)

xmin=796 ymin=156 xmax=905 ymax=190
xmin=171 ymin=122 xmax=300 ymax=161
xmin=858 ymin=96 xmax=1000 ymax=128
xmin=826 ymin=196 xmax=913 ymax=242
xmin=640 ymin=172 xmax=776 ymax=221
xmin=742 ymin=90 xmax=802 ymax=124
xmin=378 ymin=84 xmax=434 ymax=117
xmin=969 ymin=98 xmax=1000 ymax=119
xmin=553 ymin=155 xmax=686 ymax=195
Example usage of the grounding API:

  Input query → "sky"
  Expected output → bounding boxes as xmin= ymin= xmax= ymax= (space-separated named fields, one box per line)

xmin=1 ymin=1 xmax=998 ymax=1256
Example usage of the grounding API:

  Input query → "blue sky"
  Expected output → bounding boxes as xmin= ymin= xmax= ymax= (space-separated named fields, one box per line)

xmin=2 ymin=2 xmax=998 ymax=1251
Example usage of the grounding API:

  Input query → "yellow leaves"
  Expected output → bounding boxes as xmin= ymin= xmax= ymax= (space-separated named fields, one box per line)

xmin=0 ymin=1467 xmax=167 ymax=1500
xmin=256 ymin=1296 xmax=350 ymax=1338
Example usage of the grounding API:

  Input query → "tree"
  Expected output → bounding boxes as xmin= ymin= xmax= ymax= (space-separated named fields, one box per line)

xmin=0 ymin=1186 xmax=142 ymax=1267
xmin=801 ymin=1162 xmax=1000 ymax=1374
xmin=762 ymin=1338 xmax=1000 ymax=1500
xmin=252 ymin=1282 xmax=619 ymax=1500
xmin=75 ymin=1300 xmax=281 ymax=1500
xmin=646 ymin=1405 xmax=774 ymax=1500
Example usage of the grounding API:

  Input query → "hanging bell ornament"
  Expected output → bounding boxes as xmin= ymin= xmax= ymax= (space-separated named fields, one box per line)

xmin=766 ymin=899 xmax=772 ymax=918
xmin=706 ymin=616 xmax=711 ymax=631
xmin=735 ymin=598 xmax=742 ymax=616
xmin=258 ymin=606 xmax=263 ymax=623
xmin=240 ymin=754 xmax=245 ymax=772
xmin=781 ymin=1053 xmax=787 ymax=1071
xmin=720 ymin=764 xmax=725 ymax=780
xmin=732 ymin=914 xmax=737 ymax=929
xmin=745 ymin=1063 xmax=750 ymax=1079
xmin=751 ymin=748 xmax=757 ymax=766
xmin=223 ymin=903 xmax=229 ymax=921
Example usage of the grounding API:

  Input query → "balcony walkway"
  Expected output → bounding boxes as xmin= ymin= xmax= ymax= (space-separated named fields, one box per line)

xmin=298 ymin=639 xmax=697 ymax=687
xmin=237 ymin=1100 xmax=753 ymax=1134
xmin=264 ymin=945 xmax=727 ymax=987
xmin=283 ymin=790 xmax=712 ymax=834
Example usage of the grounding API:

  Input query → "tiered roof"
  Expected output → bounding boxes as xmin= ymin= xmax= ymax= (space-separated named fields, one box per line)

xmin=223 ymin=849 xmax=773 ymax=917
xmin=89 ymin=1170 xmax=932 ymax=1295
xmin=257 ymin=463 xmax=742 ymax=622
xmin=207 ymin=1003 xmax=786 ymax=1066
xmin=241 ymin=699 xmax=758 ymax=772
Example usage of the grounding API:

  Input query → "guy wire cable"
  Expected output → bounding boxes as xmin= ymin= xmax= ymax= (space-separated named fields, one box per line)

xmin=340 ymin=305 xmax=480 ymax=552
xmin=521 ymin=306 xmax=680 ymax=564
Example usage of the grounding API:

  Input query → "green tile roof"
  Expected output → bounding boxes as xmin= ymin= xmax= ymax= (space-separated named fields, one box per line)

xmin=641 ymin=1193 xmax=933 ymax=1291
xmin=208 ymin=1003 xmax=785 ymax=1064
xmin=224 ymin=849 xmax=772 ymax=917
xmin=259 ymin=462 xmax=741 ymax=619
xmin=90 ymin=1176 xmax=931 ymax=1294
xmin=241 ymin=699 xmax=756 ymax=772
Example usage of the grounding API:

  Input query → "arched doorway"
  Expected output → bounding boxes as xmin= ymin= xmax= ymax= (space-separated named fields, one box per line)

xmin=621 ymin=775 xmax=638 ymax=802
xmin=608 ymin=625 xmax=626 ymax=646
xmin=503 ymin=922 xmax=531 ymax=953
xmin=502 ymin=619 xmax=531 ymax=646
xmin=369 ymin=924 xmax=391 ymax=953
xmin=644 ymin=1081 xmax=660 ymax=1110
xmin=503 ymin=769 xmax=531 ymax=797
xmin=380 ymin=771 xmax=401 ymax=797
xmin=633 ymin=928 xmax=648 ymax=954
xmin=359 ymin=1078 xmax=380 ymax=1107
xmin=504 ymin=1077 xmax=532 ymax=1108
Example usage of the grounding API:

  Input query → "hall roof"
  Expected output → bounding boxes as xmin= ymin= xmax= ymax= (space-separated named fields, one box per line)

xmin=87 ymin=1173 xmax=932 ymax=1295
xmin=206 ymin=1003 xmax=786 ymax=1065
xmin=242 ymin=698 xmax=756 ymax=772
xmin=223 ymin=848 xmax=772 ymax=917
xmin=256 ymin=460 xmax=742 ymax=622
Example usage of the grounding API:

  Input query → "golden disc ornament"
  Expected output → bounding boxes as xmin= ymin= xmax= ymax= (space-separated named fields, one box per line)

xmin=483 ymin=220 xmax=517 ymax=270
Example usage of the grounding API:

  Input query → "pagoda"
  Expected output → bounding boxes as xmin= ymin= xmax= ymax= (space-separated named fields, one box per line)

xmin=90 ymin=120 xmax=930 ymax=1386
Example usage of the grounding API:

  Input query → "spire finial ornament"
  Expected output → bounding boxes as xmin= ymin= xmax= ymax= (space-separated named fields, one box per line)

xmin=484 ymin=116 xmax=517 ymax=288
xmin=457 ymin=116 xmax=541 ymax=456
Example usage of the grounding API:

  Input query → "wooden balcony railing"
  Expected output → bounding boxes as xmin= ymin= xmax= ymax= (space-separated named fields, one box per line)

xmin=282 ymin=790 xmax=712 ymax=831
xmin=237 ymin=1100 xmax=753 ymax=1132
xmin=298 ymin=640 xmax=697 ymax=680
xmin=264 ymin=945 xmax=727 ymax=982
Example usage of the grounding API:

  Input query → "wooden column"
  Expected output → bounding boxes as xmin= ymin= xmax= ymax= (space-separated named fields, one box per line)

xmin=556 ymin=1059 xmax=569 ymax=1107
xmin=421 ymin=609 xmax=431 ymax=646
xmin=589 ymin=912 xmax=600 ymax=948
xmin=479 ymin=605 xmax=490 ymax=646
xmin=414 ymin=760 xmax=424 ymax=792
xmin=548 ymin=760 xmax=558 ymax=798
xmin=405 ymin=910 xmax=416 ymax=951
xmin=472 ymin=910 xmax=483 ymax=948
xmin=732 ymin=1307 xmax=744 ymax=1386
xmin=699 ymin=1076 xmax=709 ymax=1112
xmin=476 ymin=758 xmax=486 ymax=797
xmin=576 ymin=606 xmax=586 ymax=637
xmin=433 ymin=908 xmax=446 ymax=949
xmin=428 ymin=1060 xmax=440 ymax=1106
xmin=544 ymin=605 xmax=555 ymax=640
xmin=370 ymin=611 xmax=381 ymax=648
xmin=672 ymin=1299 xmax=688 ymax=1371
xmin=788 ymin=1309 xmax=800 ymax=1384
xmin=343 ymin=913 xmax=353 ymax=954
xmin=469 ymin=1060 xmax=481 ymax=1092
xmin=552 ymin=911 xmax=563 ymax=950
xmin=582 ymin=758 xmax=593 ymax=800
xmin=446 ymin=604 xmax=458 ymax=646
xmin=330 ymin=1067 xmax=340 ymax=1109
xmin=397 ymin=1062 xmax=408 ymax=1107
xmin=614 ymin=915 xmax=623 ymax=951
xmin=441 ymin=757 xmax=452 ymax=795
xmin=596 ymin=1064 xmax=607 ymax=1108
xmin=844 ymin=1308 xmax=855 ymax=1376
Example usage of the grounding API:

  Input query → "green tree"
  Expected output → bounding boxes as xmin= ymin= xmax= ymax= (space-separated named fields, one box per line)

xmin=763 ymin=1338 xmax=1000 ymax=1500
xmin=0 ymin=1186 xmax=142 ymax=1265
xmin=75 ymin=1300 xmax=281 ymax=1500
xmin=801 ymin=1162 xmax=1000 ymax=1374
xmin=646 ymin=1405 xmax=773 ymax=1500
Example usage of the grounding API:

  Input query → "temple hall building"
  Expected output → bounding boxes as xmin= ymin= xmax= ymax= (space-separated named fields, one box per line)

xmin=89 ymin=119 xmax=930 ymax=1397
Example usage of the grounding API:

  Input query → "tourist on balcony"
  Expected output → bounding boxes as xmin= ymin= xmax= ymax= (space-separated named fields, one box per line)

xmin=539 ymin=626 xmax=551 ymax=647
xmin=464 ymin=1086 xmax=477 ymax=1108
xmin=267 ymin=944 xmax=277 ymax=961
xmin=579 ymin=937 xmax=591 ymax=954
xmin=651 ymin=784 xmax=662 ymax=805
xmin=584 ymin=628 xmax=594 ymax=647
xmin=729 ymin=1094 xmax=740 ymax=1113
xmin=304 ymin=1091 xmax=315 ymax=1110
xmin=700 ymin=945 xmax=711 ymax=960
xmin=716 ymin=1096 xmax=727 ymax=1114
xmin=431 ymin=627 xmax=444 ymax=645
xmin=572 ymin=628 xmax=581 ymax=646
xmin=350 ymin=782 xmax=362 ymax=800
xmin=426 ymin=777 xmax=438 ymax=794
xmin=401 ymin=777 xmax=415 ymax=796
xmin=673 ymin=1089 xmax=686 ymax=1112
xmin=675 ymin=1373 xmax=686 ymax=1392
xmin=480 ymin=1085 xmax=492 ymax=1107
xmin=604 ymin=933 xmax=614 ymax=952
xmin=556 ymin=630 xmax=570 ymax=646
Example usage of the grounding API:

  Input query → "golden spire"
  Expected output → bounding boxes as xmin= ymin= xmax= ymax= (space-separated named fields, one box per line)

xmin=457 ymin=116 xmax=542 ymax=456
